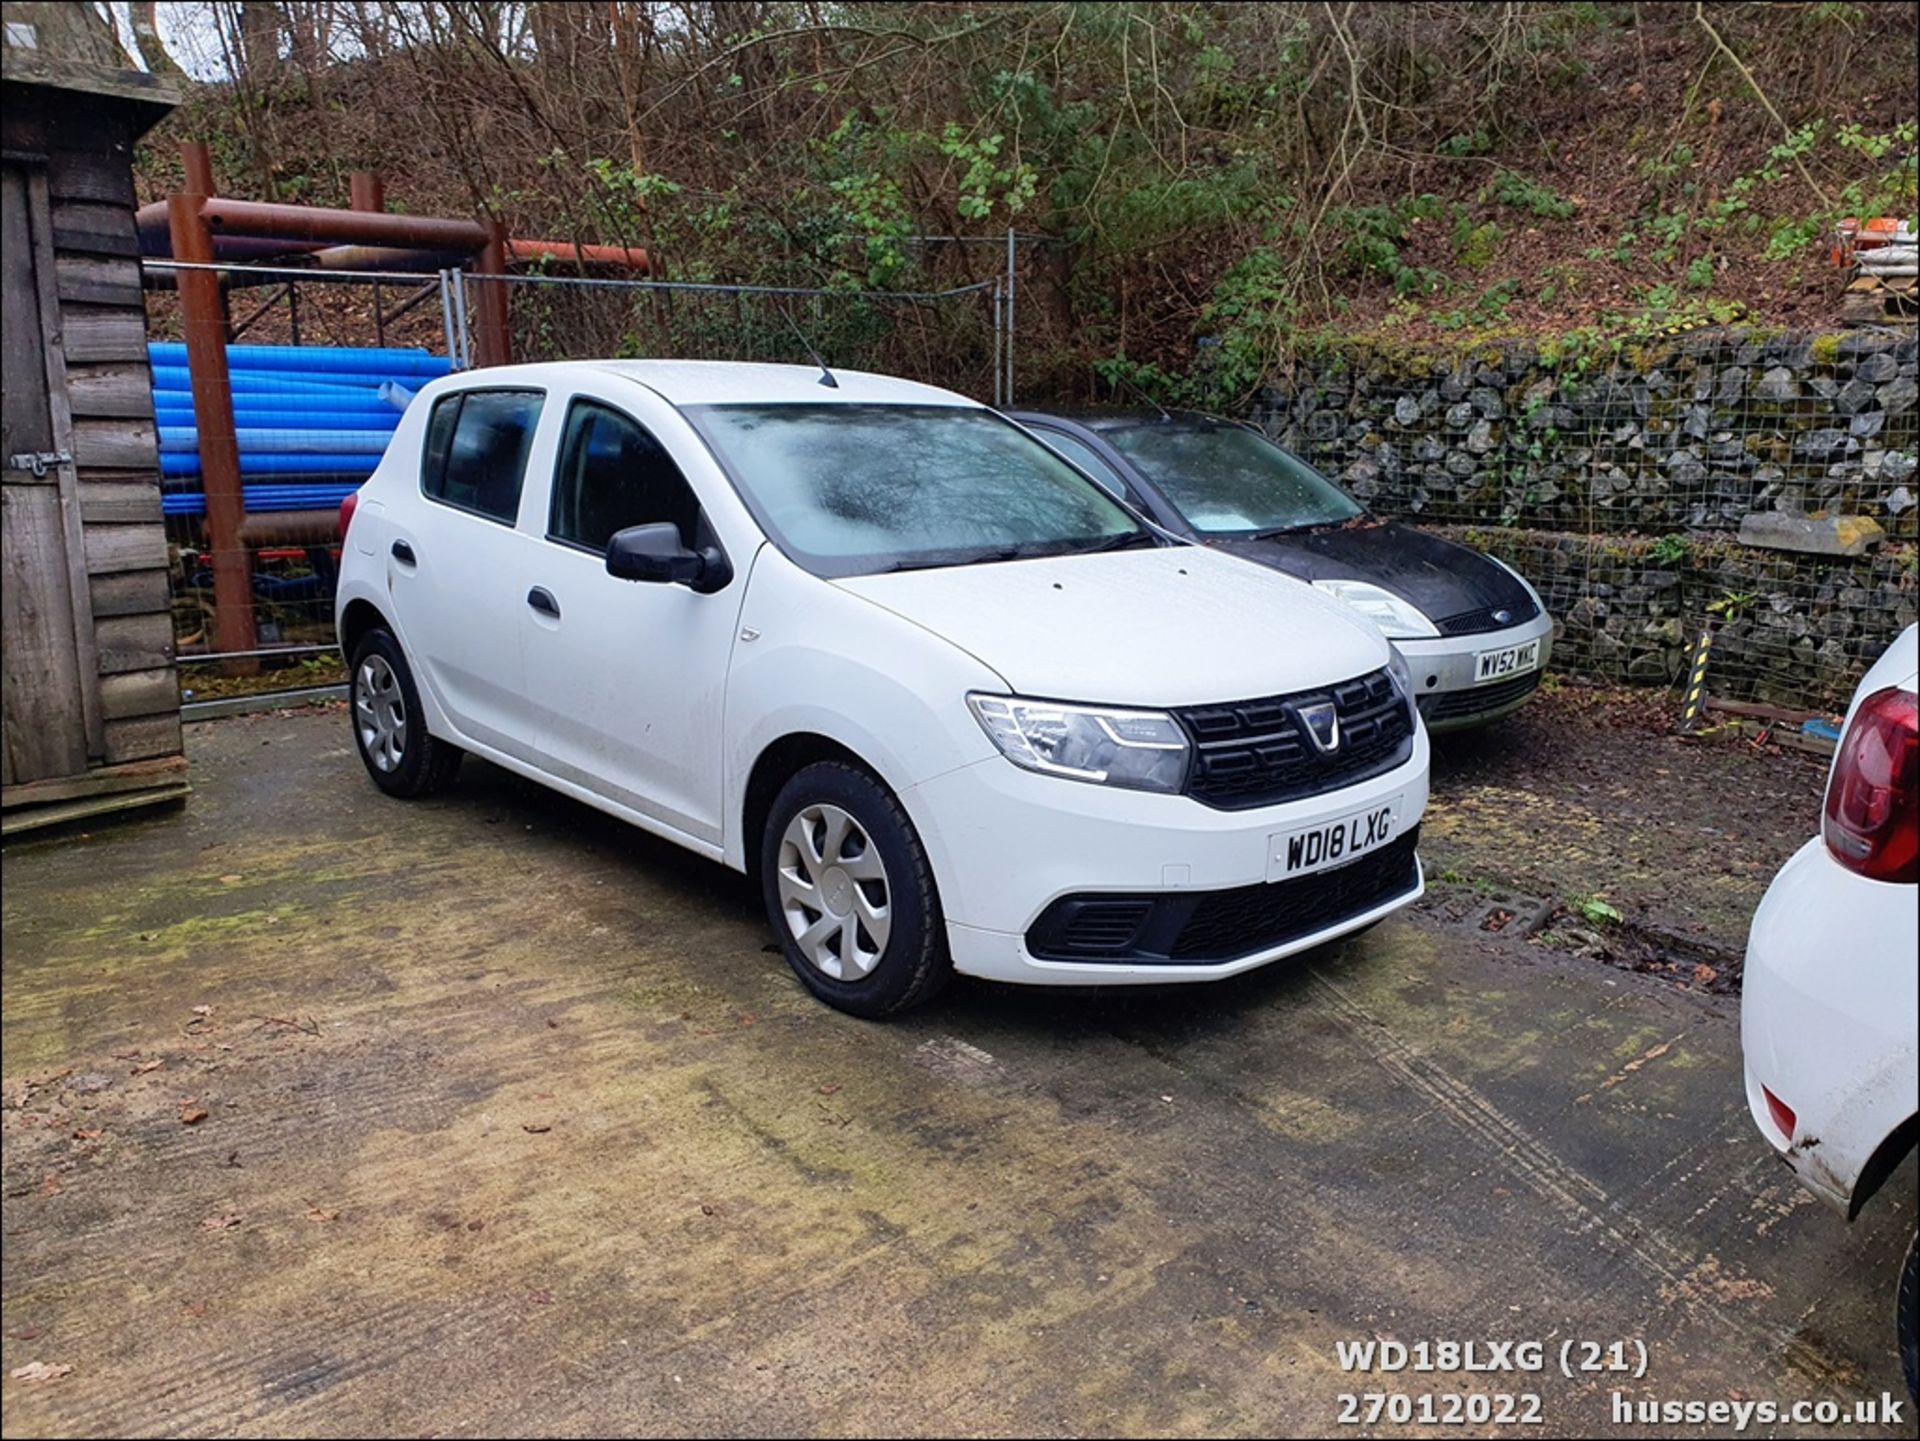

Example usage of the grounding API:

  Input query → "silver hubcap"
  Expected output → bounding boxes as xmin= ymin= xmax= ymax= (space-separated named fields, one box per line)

xmin=354 ymin=654 xmax=407 ymax=773
xmin=777 ymin=803 xmax=891 ymax=981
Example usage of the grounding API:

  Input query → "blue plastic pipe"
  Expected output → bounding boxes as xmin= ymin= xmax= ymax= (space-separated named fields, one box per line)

xmin=151 ymin=366 xmax=380 ymax=396
xmin=163 ymin=483 xmax=364 ymax=516
xmin=148 ymin=342 xmax=452 ymax=378
xmin=162 ymin=452 xmax=381 ymax=478
xmin=153 ymin=389 xmax=405 ymax=413
xmin=159 ymin=428 xmax=396 ymax=455
xmin=155 ymin=406 xmax=402 ymax=431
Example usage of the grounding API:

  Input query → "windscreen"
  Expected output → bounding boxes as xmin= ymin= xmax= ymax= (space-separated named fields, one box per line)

xmin=685 ymin=403 xmax=1149 ymax=577
xmin=1103 ymin=422 xmax=1364 ymax=536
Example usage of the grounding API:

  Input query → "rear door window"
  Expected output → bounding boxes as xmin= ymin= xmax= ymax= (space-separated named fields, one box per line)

xmin=421 ymin=389 xmax=546 ymax=524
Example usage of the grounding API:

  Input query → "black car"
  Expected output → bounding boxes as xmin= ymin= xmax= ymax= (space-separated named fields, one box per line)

xmin=1008 ymin=409 xmax=1554 ymax=731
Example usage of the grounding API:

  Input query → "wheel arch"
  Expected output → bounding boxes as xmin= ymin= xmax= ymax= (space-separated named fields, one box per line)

xmin=338 ymin=597 xmax=392 ymax=659
xmin=739 ymin=732 xmax=881 ymax=883
xmin=1849 ymin=1113 xmax=1919 ymax=1221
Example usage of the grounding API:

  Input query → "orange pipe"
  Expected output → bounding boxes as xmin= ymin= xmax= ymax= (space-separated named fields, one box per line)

xmin=506 ymin=238 xmax=650 ymax=272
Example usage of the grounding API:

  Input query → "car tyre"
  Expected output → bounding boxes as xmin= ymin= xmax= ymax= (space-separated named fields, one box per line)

xmin=760 ymin=761 xmax=949 ymax=1018
xmin=348 ymin=627 xmax=462 ymax=798
xmin=1900 ymin=1229 xmax=1917 ymax=1404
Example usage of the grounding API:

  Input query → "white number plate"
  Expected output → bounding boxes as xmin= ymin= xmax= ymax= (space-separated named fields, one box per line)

xmin=1474 ymin=639 xmax=1540 ymax=684
xmin=1268 ymin=795 xmax=1404 ymax=882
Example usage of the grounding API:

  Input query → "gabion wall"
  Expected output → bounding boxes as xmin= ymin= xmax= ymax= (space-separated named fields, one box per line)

xmin=1251 ymin=329 xmax=1919 ymax=709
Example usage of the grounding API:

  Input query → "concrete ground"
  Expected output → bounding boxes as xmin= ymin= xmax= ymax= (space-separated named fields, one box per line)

xmin=2 ymin=703 xmax=1913 ymax=1438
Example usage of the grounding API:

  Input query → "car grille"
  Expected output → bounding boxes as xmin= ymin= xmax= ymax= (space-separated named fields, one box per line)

xmin=1432 ymin=595 xmax=1539 ymax=636
xmin=1025 ymin=827 xmax=1422 ymax=964
xmin=1175 ymin=668 xmax=1414 ymax=810
xmin=1421 ymin=670 xmax=1542 ymax=722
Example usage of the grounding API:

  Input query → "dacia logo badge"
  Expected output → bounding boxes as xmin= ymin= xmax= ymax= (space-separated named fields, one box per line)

xmin=1493 ymin=608 xmax=1512 ymax=625
xmin=1297 ymin=701 xmax=1341 ymax=754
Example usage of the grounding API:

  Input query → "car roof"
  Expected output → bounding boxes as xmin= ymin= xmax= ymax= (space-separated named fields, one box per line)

xmin=1011 ymin=406 xmax=1242 ymax=433
xmin=438 ymin=359 xmax=980 ymax=409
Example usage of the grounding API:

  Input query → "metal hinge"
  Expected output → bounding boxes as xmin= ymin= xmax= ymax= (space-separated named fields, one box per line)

xmin=6 ymin=450 xmax=72 ymax=478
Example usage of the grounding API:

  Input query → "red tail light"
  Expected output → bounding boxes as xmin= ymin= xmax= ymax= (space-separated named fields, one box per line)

xmin=339 ymin=490 xmax=360 ymax=540
xmin=1822 ymin=687 xmax=1919 ymax=883
xmin=1762 ymin=1086 xmax=1796 ymax=1143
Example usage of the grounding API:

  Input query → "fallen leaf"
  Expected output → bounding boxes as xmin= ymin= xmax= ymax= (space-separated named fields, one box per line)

xmin=110 ymin=1048 xmax=141 ymax=1060
xmin=71 ymin=1128 xmax=102 ymax=1142
xmin=132 ymin=1059 xmax=163 ymax=1075
xmin=817 ymin=1084 xmax=840 ymax=1096
xmin=191 ymin=1005 xmax=213 ymax=1016
xmin=10 ymin=1362 xmax=72 ymax=1383
xmin=521 ymin=1123 xmax=551 ymax=1134
xmin=7 ymin=1326 xmax=42 ymax=1341
xmin=199 ymin=1213 xmax=242 ymax=1231
xmin=39 ymin=1174 xmax=60 ymax=1197
xmin=219 ymin=874 xmax=243 ymax=885
xmin=304 ymin=1207 xmax=339 ymax=1224
xmin=179 ymin=1105 xmax=209 ymax=1125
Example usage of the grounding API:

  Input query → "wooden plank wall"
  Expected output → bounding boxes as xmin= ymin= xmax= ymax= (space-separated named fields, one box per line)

xmin=40 ymin=101 xmax=180 ymax=767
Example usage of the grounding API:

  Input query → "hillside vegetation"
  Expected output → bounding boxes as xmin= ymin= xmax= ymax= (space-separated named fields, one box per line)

xmin=142 ymin=1 xmax=1919 ymax=403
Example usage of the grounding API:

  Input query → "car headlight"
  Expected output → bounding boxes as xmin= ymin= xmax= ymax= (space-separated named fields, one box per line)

xmin=1386 ymin=642 xmax=1413 ymax=699
xmin=967 ymin=693 xmax=1190 ymax=793
xmin=1311 ymin=579 xmax=1439 ymax=639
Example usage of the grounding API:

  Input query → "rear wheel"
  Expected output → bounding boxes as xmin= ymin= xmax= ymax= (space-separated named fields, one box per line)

xmin=760 ymin=762 xmax=948 ymax=1018
xmin=348 ymin=628 xmax=462 ymax=798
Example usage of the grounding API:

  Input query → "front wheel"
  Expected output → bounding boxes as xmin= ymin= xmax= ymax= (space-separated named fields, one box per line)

xmin=348 ymin=628 xmax=462 ymax=798
xmin=760 ymin=762 xmax=949 ymax=1018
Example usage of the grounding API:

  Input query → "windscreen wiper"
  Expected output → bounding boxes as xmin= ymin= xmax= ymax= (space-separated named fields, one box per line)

xmin=1072 ymin=531 xmax=1158 ymax=553
xmin=870 ymin=545 xmax=1023 ymax=574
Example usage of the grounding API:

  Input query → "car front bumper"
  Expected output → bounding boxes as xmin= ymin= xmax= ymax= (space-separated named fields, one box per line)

xmin=1740 ymin=837 xmax=1920 ymax=1215
xmin=1394 ymin=611 xmax=1556 ymax=732
xmin=900 ymin=726 xmax=1430 ymax=986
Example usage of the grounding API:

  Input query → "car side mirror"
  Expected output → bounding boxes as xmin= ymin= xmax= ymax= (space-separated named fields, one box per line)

xmin=605 ymin=522 xmax=731 ymax=593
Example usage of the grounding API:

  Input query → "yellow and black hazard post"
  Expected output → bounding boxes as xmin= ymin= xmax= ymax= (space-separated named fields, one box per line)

xmin=1678 ymin=628 xmax=1714 ymax=731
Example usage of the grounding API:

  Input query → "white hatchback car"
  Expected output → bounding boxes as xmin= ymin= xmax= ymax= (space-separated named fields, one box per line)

xmin=335 ymin=361 xmax=1430 ymax=1016
xmin=1741 ymin=623 xmax=1918 ymax=1397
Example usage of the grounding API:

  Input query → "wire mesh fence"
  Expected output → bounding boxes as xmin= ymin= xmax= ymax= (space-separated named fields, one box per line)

xmin=1253 ymin=329 xmax=1920 ymax=710
xmin=142 ymin=262 xmax=1004 ymax=703
xmin=141 ymin=252 xmax=1916 ymax=716
xmin=453 ymin=271 xmax=1003 ymax=399
xmin=143 ymin=262 xmax=459 ymax=702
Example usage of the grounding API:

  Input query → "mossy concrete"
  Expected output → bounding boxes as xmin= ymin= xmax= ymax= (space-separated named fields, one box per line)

xmin=2 ymin=707 xmax=1911 ymax=1436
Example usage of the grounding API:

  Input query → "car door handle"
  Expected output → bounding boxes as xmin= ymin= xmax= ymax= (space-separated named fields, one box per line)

xmin=526 ymin=586 xmax=560 ymax=619
xmin=391 ymin=540 xmax=416 ymax=565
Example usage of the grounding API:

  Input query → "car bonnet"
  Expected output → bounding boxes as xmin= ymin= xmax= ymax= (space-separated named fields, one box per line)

xmin=832 ymin=543 xmax=1394 ymax=708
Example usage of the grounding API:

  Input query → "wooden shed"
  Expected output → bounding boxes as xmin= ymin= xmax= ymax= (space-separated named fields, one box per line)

xmin=2 ymin=6 xmax=187 ymax=833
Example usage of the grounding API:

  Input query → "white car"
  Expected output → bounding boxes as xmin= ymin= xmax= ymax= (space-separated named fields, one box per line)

xmin=1740 ymin=623 xmax=1918 ymax=1398
xmin=335 ymin=361 xmax=1429 ymax=1016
